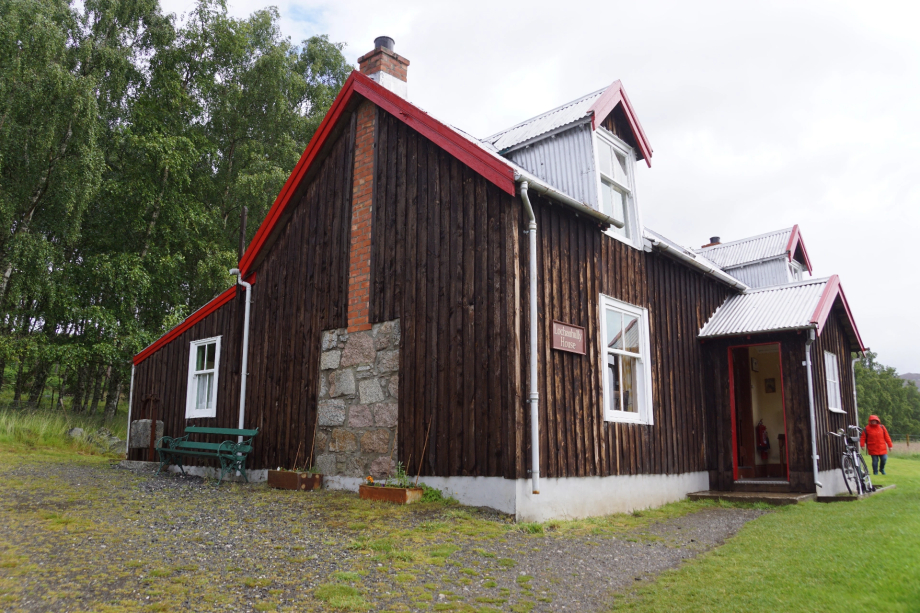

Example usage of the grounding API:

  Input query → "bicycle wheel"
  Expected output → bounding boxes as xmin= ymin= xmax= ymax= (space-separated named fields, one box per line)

xmin=857 ymin=454 xmax=874 ymax=493
xmin=840 ymin=455 xmax=859 ymax=495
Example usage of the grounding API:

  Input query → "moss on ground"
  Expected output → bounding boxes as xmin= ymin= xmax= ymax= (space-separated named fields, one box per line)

xmin=0 ymin=445 xmax=772 ymax=611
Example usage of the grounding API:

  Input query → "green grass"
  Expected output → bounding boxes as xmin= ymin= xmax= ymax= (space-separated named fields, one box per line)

xmin=314 ymin=583 xmax=369 ymax=610
xmin=0 ymin=408 xmax=127 ymax=454
xmin=609 ymin=455 xmax=920 ymax=612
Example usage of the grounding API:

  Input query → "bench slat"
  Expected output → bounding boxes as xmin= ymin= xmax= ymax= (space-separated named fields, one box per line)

xmin=184 ymin=427 xmax=259 ymax=437
xmin=163 ymin=442 xmax=253 ymax=454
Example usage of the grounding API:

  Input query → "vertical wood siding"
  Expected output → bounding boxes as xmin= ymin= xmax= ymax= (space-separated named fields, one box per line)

xmin=129 ymin=120 xmax=356 ymax=468
xmin=520 ymin=195 xmax=733 ymax=480
xmin=370 ymin=109 xmax=523 ymax=479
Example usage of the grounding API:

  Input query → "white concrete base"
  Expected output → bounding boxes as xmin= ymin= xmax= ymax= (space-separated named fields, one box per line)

xmin=817 ymin=468 xmax=849 ymax=496
xmin=513 ymin=471 xmax=710 ymax=522
xmin=323 ymin=471 xmax=709 ymax=521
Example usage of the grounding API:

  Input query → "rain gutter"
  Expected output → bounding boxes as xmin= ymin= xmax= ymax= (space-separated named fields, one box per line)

xmin=518 ymin=180 xmax=540 ymax=495
xmin=648 ymin=237 xmax=749 ymax=291
xmin=513 ymin=171 xmax=624 ymax=229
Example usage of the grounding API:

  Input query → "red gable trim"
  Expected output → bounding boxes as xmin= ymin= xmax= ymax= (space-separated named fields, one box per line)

xmin=785 ymin=224 xmax=813 ymax=274
xmin=587 ymin=80 xmax=654 ymax=168
xmin=133 ymin=273 xmax=256 ymax=366
xmin=810 ymin=274 xmax=866 ymax=351
xmin=238 ymin=71 xmax=516 ymax=276
xmin=134 ymin=286 xmax=236 ymax=366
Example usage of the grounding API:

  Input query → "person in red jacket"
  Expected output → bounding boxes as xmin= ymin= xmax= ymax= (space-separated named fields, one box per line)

xmin=860 ymin=415 xmax=894 ymax=475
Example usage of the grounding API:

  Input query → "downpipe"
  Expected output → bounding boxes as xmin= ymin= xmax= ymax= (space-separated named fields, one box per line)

xmin=519 ymin=181 xmax=540 ymax=495
xmin=804 ymin=329 xmax=822 ymax=488
xmin=229 ymin=268 xmax=252 ymax=444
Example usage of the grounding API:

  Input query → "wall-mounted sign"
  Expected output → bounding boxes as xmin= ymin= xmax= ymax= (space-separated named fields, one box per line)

xmin=552 ymin=320 xmax=586 ymax=355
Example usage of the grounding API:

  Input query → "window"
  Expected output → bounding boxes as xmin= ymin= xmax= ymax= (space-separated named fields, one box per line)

xmin=599 ymin=295 xmax=653 ymax=424
xmin=789 ymin=261 xmax=804 ymax=282
xmin=186 ymin=336 xmax=221 ymax=418
xmin=824 ymin=351 xmax=844 ymax=413
xmin=596 ymin=130 xmax=637 ymax=244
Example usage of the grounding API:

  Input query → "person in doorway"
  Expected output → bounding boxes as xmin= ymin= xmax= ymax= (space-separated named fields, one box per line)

xmin=860 ymin=415 xmax=893 ymax=475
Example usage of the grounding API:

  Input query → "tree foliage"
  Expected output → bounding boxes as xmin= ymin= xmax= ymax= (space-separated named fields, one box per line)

xmin=0 ymin=0 xmax=352 ymax=417
xmin=855 ymin=351 xmax=920 ymax=435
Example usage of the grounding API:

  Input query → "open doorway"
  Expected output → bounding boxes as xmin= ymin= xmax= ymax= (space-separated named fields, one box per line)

xmin=729 ymin=343 xmax=789 ymax=482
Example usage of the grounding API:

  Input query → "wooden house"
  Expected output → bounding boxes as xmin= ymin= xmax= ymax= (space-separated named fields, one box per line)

xmin=127 ymin=38 xmax=866 ymax=520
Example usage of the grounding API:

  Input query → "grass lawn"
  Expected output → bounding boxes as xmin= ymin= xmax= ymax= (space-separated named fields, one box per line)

xmin=609 ymin=453 xmax=920 ymax=612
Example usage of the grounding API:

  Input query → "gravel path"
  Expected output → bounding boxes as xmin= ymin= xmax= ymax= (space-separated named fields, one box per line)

xmin=0 ymin=453 xmax=767 ymax=612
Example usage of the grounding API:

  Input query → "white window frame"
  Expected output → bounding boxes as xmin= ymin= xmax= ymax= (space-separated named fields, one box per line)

xmin=824 ymin=350 xmax=845 ymax=414
xmin=789 ymin=261 xmax=804 ymax=282
xmin=594 ymin=128 xmax=641 ymax=249
xmin=185 ymin=336 xmax=222 ymax=419
xmin=598 ymin=294 xmax=654 ymax=425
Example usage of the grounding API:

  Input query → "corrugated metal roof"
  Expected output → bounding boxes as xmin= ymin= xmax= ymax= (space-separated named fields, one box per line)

xmin=699 ymin=277 xmax=831 ymax=338
xmin=696 ymin=227 xmax=793 ymax=269
xmin=643 ymin=229 xmax=727 ymax=272
xmin=484 ymin=88 xmax=605 ymax=152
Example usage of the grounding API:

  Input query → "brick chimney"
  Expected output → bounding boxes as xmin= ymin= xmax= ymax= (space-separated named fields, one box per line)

xmin=701 ymin=236 xmax=721 ymax=248
xmin=357 ymin=36 xmax=409 ymax=99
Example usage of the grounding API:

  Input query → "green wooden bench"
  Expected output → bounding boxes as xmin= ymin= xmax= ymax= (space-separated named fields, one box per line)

xmin=155 ymin=426 xmax=259 ymax=485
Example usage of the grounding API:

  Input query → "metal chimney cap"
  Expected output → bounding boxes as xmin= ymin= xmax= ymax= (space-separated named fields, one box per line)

xmin=374 ymin=36 xmax=395 ymax=51
xmin=709 ymin=236 xmax=721 ymax=244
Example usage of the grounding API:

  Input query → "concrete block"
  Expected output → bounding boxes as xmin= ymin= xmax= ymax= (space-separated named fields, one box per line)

xmin=128 ymin=420 xmax=164 ymax=448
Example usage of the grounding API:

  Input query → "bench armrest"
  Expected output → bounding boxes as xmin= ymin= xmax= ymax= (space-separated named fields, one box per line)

xmin=217 ymin=439 xmax=249 ymax=457
xmin=155 ymin=434 xmax=188 ymax=449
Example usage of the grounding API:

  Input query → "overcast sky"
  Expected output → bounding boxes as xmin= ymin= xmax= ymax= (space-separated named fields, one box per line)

xmin=163 ymin=0 xmax=920 ymax=374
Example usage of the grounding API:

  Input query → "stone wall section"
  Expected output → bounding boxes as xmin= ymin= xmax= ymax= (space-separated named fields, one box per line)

xmin=315 ymin=319 xmax=399 ymax=479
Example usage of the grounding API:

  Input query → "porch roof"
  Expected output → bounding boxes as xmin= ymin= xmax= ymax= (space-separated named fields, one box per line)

xmin=699 ymin=275 xmax=866 ymax=351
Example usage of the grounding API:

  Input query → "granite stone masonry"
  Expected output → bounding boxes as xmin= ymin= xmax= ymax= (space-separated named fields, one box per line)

xmin=315 ymin=319 xmax=399 ymax=479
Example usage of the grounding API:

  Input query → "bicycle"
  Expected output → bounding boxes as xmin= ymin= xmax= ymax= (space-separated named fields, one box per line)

xmin=828 ymin=425 xmax=874 ymax=495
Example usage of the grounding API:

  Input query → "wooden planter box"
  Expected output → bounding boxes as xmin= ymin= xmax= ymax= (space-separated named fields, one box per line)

xmin=359 ymin=484 xmax=423 ymax=504
xmin=267 ymin=470 xmax=323 ymax=491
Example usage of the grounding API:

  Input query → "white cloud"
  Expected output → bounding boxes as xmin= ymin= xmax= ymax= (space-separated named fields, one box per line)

xmin=160 ymin=0 xmax=920 ymax=373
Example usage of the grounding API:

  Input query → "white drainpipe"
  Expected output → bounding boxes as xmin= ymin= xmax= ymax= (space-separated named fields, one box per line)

xmin=518 ymin=181 xmax=540 ymax=495
xmin=804 ymin=329 xmax=822 ymax=488
xmin=124 ymin=364 xmax=135 ymax=456
xmin=851 ymin=355 xmax=861 ymax=426
xmin=229 ymin=268 xmax=252 ymax=443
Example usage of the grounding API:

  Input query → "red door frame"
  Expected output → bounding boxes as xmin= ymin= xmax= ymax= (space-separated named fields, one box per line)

xmin=727 ymin=341 xmax=791 ymax=482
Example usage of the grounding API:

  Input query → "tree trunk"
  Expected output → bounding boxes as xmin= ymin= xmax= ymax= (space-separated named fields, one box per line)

xmin=88 ymin=364 xmax=105 ymax=414
xmin=103 ymin=368 xmax=123 ymax=422
xmin=71 ymin=366 xmax=88 ymax=413
xmin=12 ymin=359 xmax=25 ymax=408
xmin=28 ymin=360 xmax=51 ymax=405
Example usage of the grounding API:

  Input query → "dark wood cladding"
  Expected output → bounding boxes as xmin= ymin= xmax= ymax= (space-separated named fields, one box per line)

xmin=129 ymin=120 xmax=356 ymax=469
xmin=128 ymin=293 xmax=244 ymax=461
xmin=701 ymin=308 xmax=858 ymax=492
xmin=812 ymin=308 xmax=859 ymax=474
xmin=370 ymin=108 xmax=523 ymax=479
xmin=521 ymin=194 xmax=733 ymax=480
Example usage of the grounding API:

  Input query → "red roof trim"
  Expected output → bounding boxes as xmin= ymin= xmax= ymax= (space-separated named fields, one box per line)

xmin=587 ymin=80 xmax=654 ymax=167
xmin=810 ymin=274 xmax=866 ymax=351
xmin=134 ymin=284 xmax=239 ymax=366
xmin=350 ymin=75 xmax=517 ymax=197
xmin=785 ymin=224 xmax=813 ymax=273
xmin=238 ymin=71 xmax=517 ymax=276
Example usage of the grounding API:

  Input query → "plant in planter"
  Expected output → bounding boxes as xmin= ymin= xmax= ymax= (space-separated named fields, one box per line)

xmin=267 ymin=426 xmax=324 ymax=491
xmin=358 ymin=462 xmax=423 ymax=504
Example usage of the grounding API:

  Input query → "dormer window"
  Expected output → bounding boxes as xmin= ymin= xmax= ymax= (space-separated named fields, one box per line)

xmin=596 ymin=129 xmax=638 ymax=245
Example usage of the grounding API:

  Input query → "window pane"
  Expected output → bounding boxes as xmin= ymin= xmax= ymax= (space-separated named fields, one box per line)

xmin=602 ymin=184 xmax=628 ymax=238
xmin=599 ymin=141 xmax=612 ymax=178
xmin=206 ymin=372 xmax=214 ymax=409
xmin=196 ymin=373 xmax=209 ymax=411
xmin=621 ymin=355 xmax=639 ymax=413
xmin=606 ymin=308 xmax=623 ymax=350
xmin=623 ymin=314 xmax=640 ymax=353
xmin=607 ymin=353 xmax=621 ymax=412
xmin=206 ymin=343 xmax=216 ymax=369
xmin=196 ymin=345 xmax=206 ymax=371
xmin=615 ymin=151 xmax=628 ymax=184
